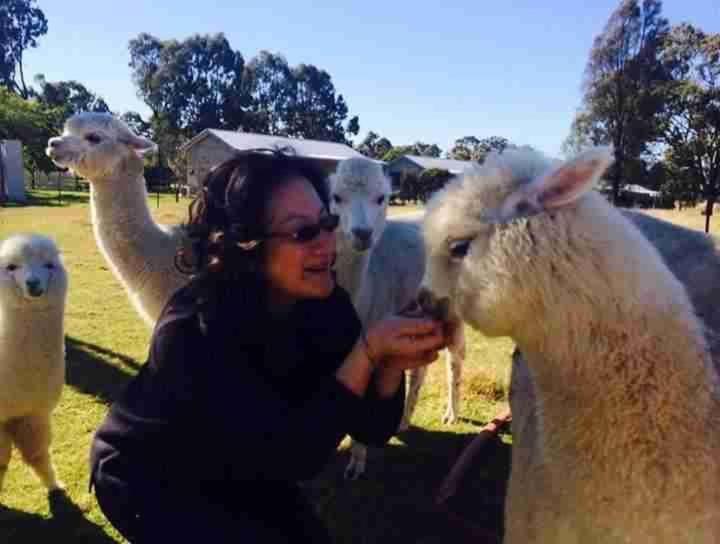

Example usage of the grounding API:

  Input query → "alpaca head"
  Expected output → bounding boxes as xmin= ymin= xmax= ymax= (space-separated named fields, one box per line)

xmin=46 ymin=112 xmax=156 ymax=183
xmin=0 ymin=234 xmax=68 ymax=310
xmin=420 ymin=146 xmax=613 ymax=337
xmin=329 ymin=157 xmax=392 ymax=253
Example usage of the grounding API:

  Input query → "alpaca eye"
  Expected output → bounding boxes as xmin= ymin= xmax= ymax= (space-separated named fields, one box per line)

xmin=333 ymin=194 xmax=342 ymax=204
xmin=5 ymin=264 xmax=17 ymax=272
xmin=449 ymin=240 xmax=471 ymax=260
xmin=85 ymin=133 xmax=102 ymax=144
xmin=376 ymin=195 xmax=385 ymax=205
xmin=45 ymin=263 xmax=55 ymax=270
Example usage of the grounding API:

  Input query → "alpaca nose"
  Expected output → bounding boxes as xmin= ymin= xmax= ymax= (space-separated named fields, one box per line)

xmin=352 ymin=228 xmax=372 ymax=245
xmin=26 ymin=277 xmax=44 ymax=297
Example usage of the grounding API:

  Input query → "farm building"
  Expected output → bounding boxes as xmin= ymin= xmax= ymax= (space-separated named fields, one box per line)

xmin=384 ymin=155 xmax=474 ymax=192
xmin=0 ymin=140 xmax=27 ymax=203
xmin=180 ymin=129 xmax=365 ymax=193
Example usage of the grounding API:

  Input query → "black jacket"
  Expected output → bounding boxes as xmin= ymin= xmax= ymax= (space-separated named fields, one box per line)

xmin=90 ymin=285 xmax=403 ymax=510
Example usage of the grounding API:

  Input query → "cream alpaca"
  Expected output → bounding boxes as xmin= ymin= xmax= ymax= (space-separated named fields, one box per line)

xmin=421 ymin=147 xmax=720 ymax=543
xmin=329 ymin=157 xmax=465 ymax=479
xmin=46 ymin=113 xmax=187 ymax=326
xmin=0 ymin=234 xmax=68 ymax=493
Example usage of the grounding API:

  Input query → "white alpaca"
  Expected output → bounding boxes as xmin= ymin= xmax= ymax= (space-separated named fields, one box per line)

xmin=421 ymin=147 xmax=720 ymax=542
xmin=0 ymin=234 xmax=68 ymax=493
xmin=46 ymin=113 xmax=187 ymax=327
xmin=329 ymin=157 xmax=465 ymax=479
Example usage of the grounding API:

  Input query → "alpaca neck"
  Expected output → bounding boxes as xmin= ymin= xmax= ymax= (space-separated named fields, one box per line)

xmin=89 ymin=168 xmax=173 ymax=284
xmin=334 ymin=247 xmax=371 ymax=314
xmin=0 ymin=304 xmax=65 ymax=350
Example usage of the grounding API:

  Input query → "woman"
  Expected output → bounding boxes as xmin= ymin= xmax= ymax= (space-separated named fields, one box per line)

xmin=89 ymin=149 xmax=448 ymax=543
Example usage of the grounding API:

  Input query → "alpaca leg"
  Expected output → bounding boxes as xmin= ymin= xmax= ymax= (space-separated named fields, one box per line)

xmin=399 ymin=366 xmax=428 ymax=432
xmin=8 ymin=415 xmax=62 ymax=491
xmin=442 ymin=326 xmax=466 ymax=425
xmin=344 ymin=440 xmax=368 ymax=480
xmin=0 ymin=425 xmax=12 ymax=494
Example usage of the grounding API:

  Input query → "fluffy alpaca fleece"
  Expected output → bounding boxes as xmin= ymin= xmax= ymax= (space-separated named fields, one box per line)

xmin=421 ymin=147 xmax=720 ymax=543
xmin=329 ymin=157 xmax=465 ymax=479
xmin=46 ymin=112 xmax=187 ymax=327
xmin=0 ymin=234 xmax=68 ymax=493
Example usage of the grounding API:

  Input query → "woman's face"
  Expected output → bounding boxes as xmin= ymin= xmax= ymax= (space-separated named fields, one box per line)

xmin=263 ymin=176 xmax=337 ymax=310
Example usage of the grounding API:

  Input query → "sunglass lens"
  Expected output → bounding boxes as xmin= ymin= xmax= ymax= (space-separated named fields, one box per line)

xmin=296 ymin=225 xmax=321 ymax=242
xmin=295 ymin=215 xmax=339 ymax=243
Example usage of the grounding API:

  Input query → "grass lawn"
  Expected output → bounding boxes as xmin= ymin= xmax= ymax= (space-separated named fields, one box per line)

xmin=0 ymin=190 xmax=513 ymax=543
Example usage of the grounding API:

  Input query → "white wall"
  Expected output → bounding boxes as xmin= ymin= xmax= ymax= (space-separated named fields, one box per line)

xmin=0 ymin=140 xmax=27 ymax=203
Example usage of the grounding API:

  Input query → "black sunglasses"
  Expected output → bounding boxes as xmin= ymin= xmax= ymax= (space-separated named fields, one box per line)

xmin=237 ymin=214 xmax=339 ymax=250
xmin=267 ymin=214 xmax=340 ymax=244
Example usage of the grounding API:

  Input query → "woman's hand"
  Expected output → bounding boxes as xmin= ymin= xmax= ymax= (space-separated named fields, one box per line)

xmin=365 ymin=315 xmax=448 ymax=371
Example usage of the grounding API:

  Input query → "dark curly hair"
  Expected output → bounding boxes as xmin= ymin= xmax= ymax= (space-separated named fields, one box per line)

xmin=175 ymin=147 xmax=330 ymax=332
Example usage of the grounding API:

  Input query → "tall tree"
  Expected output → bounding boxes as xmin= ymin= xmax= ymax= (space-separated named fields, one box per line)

xmin=582 ymin=0 xmax=669 ymax=203
xmin=357 ymin=131 xmax=393 ymax=159
xmin=561 ymin=111 xmax=606 ymax=157
xmin=242 ymin=51 xmax=294 ymax=135
xmin=129 ymin=32 xmax=248 ymax=136
xmin=0 ymin=88 xmax=61 ymax=187
xmin=286 ymin=63 xmax=358 ymax=143
xmin=0 ymin=0 xmax=47 ymax=98
xmin=34 ymin=75 xmax=110 ymax=124
xmin=381 ymin=142 xmax=443 ymax=162
xmin=659 ymin=23 xmax=720 ymax=232
xmin=448 ymin=135 xmax=514 ymax=162
xmin=128 ymin=33 xmax=249 ymax=175
xmin=119 ymin=111 xmax=153 ymax=140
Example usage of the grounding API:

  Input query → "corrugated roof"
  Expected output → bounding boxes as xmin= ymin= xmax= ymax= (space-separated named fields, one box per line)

xmin=391 ymin=155 xmax=475 ymax=174
xmin=182 ymin=129 xmax=364 ymax=161
xmin=625 ymin=184 xmax=660 ymax=197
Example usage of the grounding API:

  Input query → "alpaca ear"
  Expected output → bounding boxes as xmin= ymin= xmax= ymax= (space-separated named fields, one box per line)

xmin=489 ymin=146 xmax=614 ymax=223
xmin=120 ymin=133 xmax=158 ymax=157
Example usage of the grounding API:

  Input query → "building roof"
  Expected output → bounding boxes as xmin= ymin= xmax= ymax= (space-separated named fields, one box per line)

xmin=181 ymin=129 xmax=365 ymax=161
xmin=389 ymin=155 xmax=475 ymax=174
xmin=624 ymin=184 xmax=660 ymax=197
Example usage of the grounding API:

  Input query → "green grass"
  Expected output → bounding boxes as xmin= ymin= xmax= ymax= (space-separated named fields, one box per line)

xmin=0 ymin=192 xmax=514 ymax=543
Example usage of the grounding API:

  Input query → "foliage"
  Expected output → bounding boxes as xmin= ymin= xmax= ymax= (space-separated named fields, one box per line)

xmin=658 ymin=23 xmax=720 ymax=230
xmin=579 ymin=0 xmax=670 ymax=203
xmin=447 ymin=135 xmax=514 ymax=162
xmin=0 ymin=87 xmax=61 ymax=184
xmin=418 ymin=168 xmax=453 ymax=202
xmin=381 ymin=142 xmax=442 ymax=162
xmin=33 ymin=74 xmax=110 ymax=125
xmin=0 ymin=0 xmax=47 ymax=98
xmin=129 ymin=32 xmax=249 ymax=136
xmin=241 ymin=51 xmax=294 ymax=135
xmin=356 ymin=131 xmax=393 ymax=159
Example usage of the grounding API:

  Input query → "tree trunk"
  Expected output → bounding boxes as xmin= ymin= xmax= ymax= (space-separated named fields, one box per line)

xmin=612 ymin=148 xmax=624 ymax=206
xmin=705 ymin=198 xmax=714 ymax=234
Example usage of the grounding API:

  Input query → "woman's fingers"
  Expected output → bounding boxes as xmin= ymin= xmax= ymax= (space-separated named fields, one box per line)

xmin=404 ymin=330 xmax=447 ymax=353
xmin=397 ymin=316 xmax=441 ymax=336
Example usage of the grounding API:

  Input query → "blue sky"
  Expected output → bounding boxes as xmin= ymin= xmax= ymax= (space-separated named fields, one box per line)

xmin=23 ymin=1 xmax=719 ymax=157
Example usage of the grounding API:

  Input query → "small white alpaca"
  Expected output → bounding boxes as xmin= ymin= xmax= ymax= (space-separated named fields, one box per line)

xmin=421 ymin=147 xmax=720 ymax=542
xmin=0 ymin=234 xmax=68 ymax=493
xmin=46 ymin=113 xmax=187 ymax=327
xmin=329 ymin=157 xmax=465 ymax=479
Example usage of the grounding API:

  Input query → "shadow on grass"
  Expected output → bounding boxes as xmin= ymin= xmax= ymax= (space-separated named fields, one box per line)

xmin=66 ymin=336 xmax=141 ymax=405
xmin=3 ymin=191 xmax=91 ymax=208
xmin=0 ymin=489 xmax=116 ymax=543
xmin=311 ymin=425 xmax=511 ymax=544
